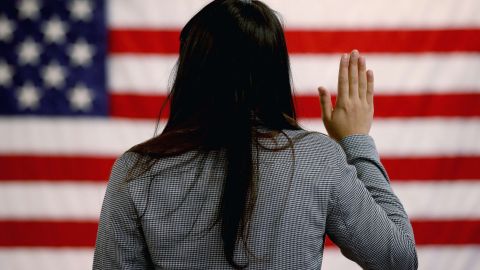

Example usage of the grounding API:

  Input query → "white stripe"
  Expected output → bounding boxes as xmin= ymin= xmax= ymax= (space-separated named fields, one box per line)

xmin=1 ymin=181 xmax=479 ymax=220
xmin=1 ymin=247 xmax=479 ymax=270
xmin=108 ymin=55 xmax=177 ymax=94
xmin=0 ymin=182 xmax=106 ymax=220
xmin=322 ymin=246 xmax=480 ymax=270
xmin=0 ymin=117 xmax=154 ymax=157
xmin=108 ymin=0 xmax=480 ymax=29
xmin=108 ymin=53 xmax=480 ymax=94
xmin=393 ymin=181 xmax=480 ymax=220
xmin=300 ymin=118 xmax=480 ymax=157
xmin=0 ymin=117 xmax=479 ymax=156
xmin=0 ymin=248 xmax=94 ymax=270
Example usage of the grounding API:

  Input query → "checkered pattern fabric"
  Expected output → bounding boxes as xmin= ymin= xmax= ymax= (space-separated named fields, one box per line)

xmin=93 ymin=128 xmax=418 ymax=269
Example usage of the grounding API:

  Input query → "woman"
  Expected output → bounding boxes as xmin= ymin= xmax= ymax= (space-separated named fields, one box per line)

xmin=93 ymin=0 xmax=418 ymax=269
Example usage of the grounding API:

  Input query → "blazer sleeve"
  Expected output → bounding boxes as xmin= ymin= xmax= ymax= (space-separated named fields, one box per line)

xmin=325 ymin=134 xmax=418 ymax=270
xmin=92 ymin=153 xmax=154 ymax=270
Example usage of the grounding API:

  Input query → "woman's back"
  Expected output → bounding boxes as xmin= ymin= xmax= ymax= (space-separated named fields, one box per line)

xmin=93 ymin=127 xmax=417 ymax=269
xmin=92 ymin=0 xmax=417 ymax=268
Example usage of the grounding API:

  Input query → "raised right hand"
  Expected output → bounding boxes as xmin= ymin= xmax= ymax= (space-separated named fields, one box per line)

xmin=317 ymin=50 xmax=374 ymax=142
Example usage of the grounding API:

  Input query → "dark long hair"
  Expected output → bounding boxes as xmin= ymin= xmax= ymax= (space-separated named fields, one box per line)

xmin=124 ymin=0 xmax=314 ymax=268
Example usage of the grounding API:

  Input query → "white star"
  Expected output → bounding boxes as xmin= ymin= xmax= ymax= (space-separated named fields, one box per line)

xmin=16 ymin=82 xmax=42 ymax=110
xmin=69 ymin=0 xmax=93 ymax=21
xmin=68 ymin=39 xmax=94 ymax=67
xmin=42 ymin=16 xmax=68 ymax=44
xmin=42 ymin=61 xmax=67 ymax=89
xmin=17 ymin=0 xmax=41 ymax=20
xmin=67 ymin=83 xmax=94 ymax=112
xmin=0 ymin=61 xmax=14 ymax=87
xmin=0 ymin=16 xmax=15 ymax=42
xmin=17 ymin=38 xmax=42 ymax=65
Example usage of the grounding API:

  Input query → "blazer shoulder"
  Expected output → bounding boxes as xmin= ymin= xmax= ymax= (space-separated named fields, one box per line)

xmin=288 ymin=129 xmax=343 ymax=168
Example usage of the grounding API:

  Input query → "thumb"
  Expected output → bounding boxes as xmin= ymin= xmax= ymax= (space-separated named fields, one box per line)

xmin=318 ymin=87 xmax=332 ymax=121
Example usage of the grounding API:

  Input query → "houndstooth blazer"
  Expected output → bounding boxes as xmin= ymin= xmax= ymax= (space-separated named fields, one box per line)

xmin=92 ymin=127 xmax=418 ymax=269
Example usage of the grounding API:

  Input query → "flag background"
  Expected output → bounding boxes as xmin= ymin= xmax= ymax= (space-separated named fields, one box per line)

xmin=1 ymin=0 xmax=480 ymax=269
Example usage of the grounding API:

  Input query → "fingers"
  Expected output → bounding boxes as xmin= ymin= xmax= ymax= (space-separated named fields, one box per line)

xmin=332 ymin=49 xmax=374 ymax=106
xmin=348 ymin=50 xmax=359 ymax=98
xmin=337 ymin=53 xmax=349 ymax=104
xmin=358 ymin=55 xmax=367 ymax=100
xmin=366 ymin=69 xmax=374 ymax=105
xmin=318 ymin=86 xmax=332 ymax=121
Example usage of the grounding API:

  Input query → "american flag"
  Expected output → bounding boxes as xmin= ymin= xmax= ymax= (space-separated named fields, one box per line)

xmin=0 ymin=0 xmax=479 ymax=269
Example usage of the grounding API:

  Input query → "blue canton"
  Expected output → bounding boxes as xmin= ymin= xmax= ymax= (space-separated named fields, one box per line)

xmin=0 ymin=0 xmax=106 ymax=116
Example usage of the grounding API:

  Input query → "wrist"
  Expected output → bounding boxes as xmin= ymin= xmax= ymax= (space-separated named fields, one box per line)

xmin=337 ymin=134 xmax=379 ymax=161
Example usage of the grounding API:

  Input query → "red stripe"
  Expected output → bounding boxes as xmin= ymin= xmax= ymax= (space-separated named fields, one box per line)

xmin=110 ymin=93 xmax=480 ymax=119
xmin=285 ymin=29 xmax=480 ymax=53
xmin=371 ymin=93 xmax=480 ymax=118
xmin=1 ymin=155 xmax=479 ymax=181
xmin=411 ymin=220 xmax=480 ymax=245
xmin=0 ymin=156 xmax=114 ymax=181
xmin=324 ymin=220 xmax=480 ymax=246
xmin=1 ymin=220 xmax=478 ymax=247
xmin=381 ymin=156 xmax=480 ymax=180
xmin=109 ymin=28 xmax=480 ymax=54
xmin=109 ymin=29 xmax=180 ymax=54
xmin=110 ymin=94 xmax=170 ymax=120
xmin=0 ymin=221 xmax=98 ymax=247
xmin=300 ymin=93 xmax=480 ymax=118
